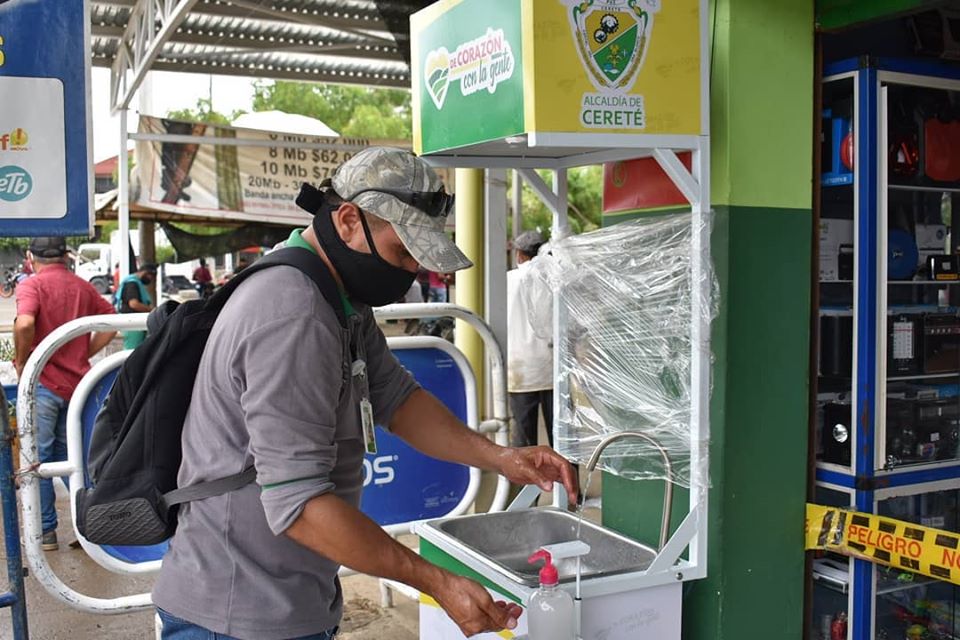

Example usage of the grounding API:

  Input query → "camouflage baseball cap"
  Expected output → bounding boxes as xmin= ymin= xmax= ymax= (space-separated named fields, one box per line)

xmin=331 ymin=147 xmax=472 ymax=273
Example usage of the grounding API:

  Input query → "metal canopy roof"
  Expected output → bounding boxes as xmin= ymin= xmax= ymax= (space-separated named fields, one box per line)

xmin=91 ymin=0 xmax=430 ymax=112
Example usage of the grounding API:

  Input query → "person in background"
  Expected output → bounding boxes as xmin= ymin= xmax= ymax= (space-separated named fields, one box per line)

xmin=14 ymin=236 xmax=117 ymax=551
xmin=416 ymin=268 xmax=430 ymax=302
xmin=115 ymin=263 xmax=157 ymax=349
xmin=20 ymin=254 xmax=33 ymax=278
xmin=506 ymin=230 xmax=556 ymax=449
xmin=192 ymin=258 xmax=214 ymax=298
xmin=112 ymin=262 xmax=120 ymax=291
xmin=427 ymin=270 xmax=450 ymax=303
xmin=192 ymin=259 xmax=212 ymax=286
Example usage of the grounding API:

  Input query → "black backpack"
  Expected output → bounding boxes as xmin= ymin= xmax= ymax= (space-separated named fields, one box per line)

xmin=74 ymin=247 xmax=346 ymax=546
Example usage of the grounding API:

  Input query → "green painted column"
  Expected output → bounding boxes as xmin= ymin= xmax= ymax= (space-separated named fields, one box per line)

xmin=602 ymin=0 xmax=814 ymax=638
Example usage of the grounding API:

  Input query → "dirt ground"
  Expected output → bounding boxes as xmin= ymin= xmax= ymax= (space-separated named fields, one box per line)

xmin=0 ymin=484 xmax=421 ymax=639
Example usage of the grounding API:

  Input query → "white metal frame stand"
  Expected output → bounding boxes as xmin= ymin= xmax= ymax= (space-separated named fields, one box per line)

xmin=425 ymin=135 xmax=712 ymax=590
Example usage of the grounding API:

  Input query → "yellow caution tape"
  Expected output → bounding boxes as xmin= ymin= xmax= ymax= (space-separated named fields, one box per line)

xmin=806 ymin=503 xmax=960 ymax=586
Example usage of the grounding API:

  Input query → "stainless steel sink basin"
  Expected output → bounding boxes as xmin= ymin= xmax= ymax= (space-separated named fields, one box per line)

xmin=426 ymin=508 xmax=657 ymax=587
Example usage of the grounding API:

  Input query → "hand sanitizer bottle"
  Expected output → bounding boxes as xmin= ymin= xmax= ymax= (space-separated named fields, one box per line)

xmin=527 ymin=550 xmax=575 ymax=640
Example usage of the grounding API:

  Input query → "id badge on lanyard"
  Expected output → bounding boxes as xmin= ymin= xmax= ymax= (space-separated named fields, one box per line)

xmin=350 ymin=326 xmax=377 ymax=454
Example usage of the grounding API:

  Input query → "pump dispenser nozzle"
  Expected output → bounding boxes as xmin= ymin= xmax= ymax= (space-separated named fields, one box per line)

xmin=527 ymin=550 xmax=559 ymax=586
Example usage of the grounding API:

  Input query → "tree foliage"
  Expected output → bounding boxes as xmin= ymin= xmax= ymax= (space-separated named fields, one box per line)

xmin=251 ymin=81 xmax=411 ymax=139
xmin=166 ymin=98 xmax=244 ymax=125
xmin=512 ymin=166 xmax=603 ymax=238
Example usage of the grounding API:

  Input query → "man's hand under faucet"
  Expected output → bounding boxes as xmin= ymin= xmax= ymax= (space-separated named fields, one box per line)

xmin=495 ymin=446 xmax=580 ymax=506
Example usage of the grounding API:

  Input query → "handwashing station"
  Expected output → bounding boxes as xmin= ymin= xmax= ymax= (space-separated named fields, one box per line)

xmin=409 ymin=0 xmax=714 ymax=638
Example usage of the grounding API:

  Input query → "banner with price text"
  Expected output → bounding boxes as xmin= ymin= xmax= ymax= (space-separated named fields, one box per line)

xmin=135 ymin=115 xmax=453 ymax=226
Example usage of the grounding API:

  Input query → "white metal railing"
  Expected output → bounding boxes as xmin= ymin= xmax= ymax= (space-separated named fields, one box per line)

xmin=17 ymin=303 xmax=510 ymax=613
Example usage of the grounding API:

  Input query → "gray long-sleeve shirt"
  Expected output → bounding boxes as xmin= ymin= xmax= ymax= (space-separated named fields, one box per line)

xmin=152 ymin=265 xmax=419 ymax=639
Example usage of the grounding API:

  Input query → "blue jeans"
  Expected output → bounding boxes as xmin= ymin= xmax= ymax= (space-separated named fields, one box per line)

xmin=428 ymin=286 xmax=448 ymax=303
xmin=157 ymin=609 xmax=338 ymax=640
xmin=35 ymin=384 xmax=68 ymax=534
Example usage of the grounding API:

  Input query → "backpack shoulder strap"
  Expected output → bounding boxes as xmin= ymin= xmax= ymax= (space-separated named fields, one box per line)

xmin=162 ymin=466 xmax=257 ymax=508
xmin=206 ymin=247 xmax=347 ymax=328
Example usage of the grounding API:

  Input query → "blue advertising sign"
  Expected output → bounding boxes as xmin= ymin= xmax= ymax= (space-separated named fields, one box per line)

xmin=0 ymin=0 xmax=93 ymax=236
xmin=76 ymin=345 xmax=473 ymax=562
xmin=360 ymin=347 xmax=473 ymax=526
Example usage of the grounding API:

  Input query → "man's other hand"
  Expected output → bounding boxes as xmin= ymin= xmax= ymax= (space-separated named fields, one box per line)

xmin=433 ymin=573 xmax=522 ymax=637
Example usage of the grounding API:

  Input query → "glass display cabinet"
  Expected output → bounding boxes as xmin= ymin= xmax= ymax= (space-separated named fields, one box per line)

xmin=814 ymin=57 xmax=960 ymax=640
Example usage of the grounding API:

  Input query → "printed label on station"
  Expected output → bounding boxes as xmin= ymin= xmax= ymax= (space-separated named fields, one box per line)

xmin=424 ymin=27 xmax=516 ymax=110
xmin=534 ymin=0 xmax=702 ymax=136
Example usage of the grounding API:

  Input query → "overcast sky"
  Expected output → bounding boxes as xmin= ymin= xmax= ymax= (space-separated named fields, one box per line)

xmin=91 ymin=67 xmax=257 ymax=162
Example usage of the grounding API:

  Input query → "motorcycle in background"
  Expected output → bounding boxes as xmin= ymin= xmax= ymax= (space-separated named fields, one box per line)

xmin=0 ymin=264 xmax=29 ymax=298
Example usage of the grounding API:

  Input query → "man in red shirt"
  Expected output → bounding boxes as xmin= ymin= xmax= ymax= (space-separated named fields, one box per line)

xmin=191 ymin=258 xmax=212 ymax=285
xmin=192 ymin=258 xmax=214 ymax=299
xmin=14 ymin=237 xmax=117 ymax=551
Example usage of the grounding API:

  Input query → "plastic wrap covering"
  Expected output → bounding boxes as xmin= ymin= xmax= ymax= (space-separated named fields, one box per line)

xmin=527 ymin=212 xmax=716 ymax=489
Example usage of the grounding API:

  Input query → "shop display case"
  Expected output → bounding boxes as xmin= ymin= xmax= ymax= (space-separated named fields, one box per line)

xmin=814 ymin=57 xmax=960 ymax=640
xmin=874 ymin=485 xmax=960 ymax=640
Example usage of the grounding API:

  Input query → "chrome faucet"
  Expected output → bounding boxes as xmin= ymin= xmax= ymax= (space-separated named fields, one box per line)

xmin=585 ymin=431 xmax=674 ymax=551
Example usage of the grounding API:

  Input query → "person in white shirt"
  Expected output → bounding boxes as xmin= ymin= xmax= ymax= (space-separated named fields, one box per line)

xmin=507 ymin=230 xmax=555 ymax=448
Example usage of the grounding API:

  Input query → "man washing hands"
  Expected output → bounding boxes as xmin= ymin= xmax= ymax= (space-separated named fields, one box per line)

xmin=152 ymin=148 xmax=577 ymax=639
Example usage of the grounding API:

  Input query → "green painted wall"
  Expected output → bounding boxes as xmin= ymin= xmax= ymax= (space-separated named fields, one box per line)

xmin=816 ymin=0 xmax=929 ymax=31
xmin=602 ymin=1 xmax=815 ymax=638
xmin=712 ymin=0 xmax=814 ymax=210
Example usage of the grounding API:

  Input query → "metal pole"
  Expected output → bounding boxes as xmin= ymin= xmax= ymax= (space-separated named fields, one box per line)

xmin=139 ymin=221 xmax=156 ymax=301
xmin=552 ymin=169 xmax=570 ymax=240
xmin=511 ymin=170 xmax=523 ymax=268
xmin=0 ymin=405 xmax=29 ymax=638
xmin=118 ymin=108 xmax=131 ymax=281
xmin=454 ymin=169 xmax=486 ymax=413
xmin=484 ymin=169 xmax=508 ymax=376
xmin=689 ymin=135 xmax=711 ymax=575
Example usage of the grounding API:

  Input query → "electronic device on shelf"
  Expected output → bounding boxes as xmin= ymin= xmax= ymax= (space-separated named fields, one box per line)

xmin=929 ymin=255 xmax=959 ymax=281
xmin=822 ymin=110 xmax=854 ymax=186
xmin=889 ymin=229 xmax=921 ymax=280
xmin=821 ymin=401 xmax=852 ymax=466
xmin=821 ymin=314 xmax=853 ymax=378
xmin=916 ymin=224 xmax=949 ymax=275
xmin=886 ymin=397 xmax=960 ymax=466
xmin=820 ymin=218 xmax=854 ymax=281
xmin=889 ymin=314 xmax=923 ymax=375
xmin=923 ymin=313 xmax=960 ymax=374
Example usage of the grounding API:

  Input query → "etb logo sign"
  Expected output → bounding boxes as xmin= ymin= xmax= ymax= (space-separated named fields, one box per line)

xmin=0 ymin=165 xmax=32 ymax=202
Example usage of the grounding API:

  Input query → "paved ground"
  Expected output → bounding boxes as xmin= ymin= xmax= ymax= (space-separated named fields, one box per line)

xmin=0 ymin=485 xmax=421 ymax=639
xmin=0 ymin=296 xmax=15 ymax=332
xmin=0 ymin=488 xmax=599 ymax=639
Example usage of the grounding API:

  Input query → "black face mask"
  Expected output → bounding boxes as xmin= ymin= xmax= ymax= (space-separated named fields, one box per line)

xmin=312 ymin=204 xmax=417 ymax=307
xmin=141 ymin=275 xmax=154 ymax=286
